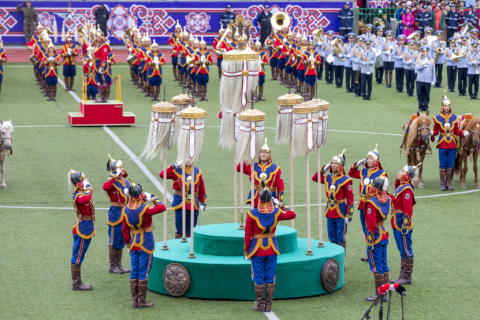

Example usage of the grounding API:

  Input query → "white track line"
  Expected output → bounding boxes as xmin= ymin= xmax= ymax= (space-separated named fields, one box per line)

xmin=57 ymin=78 xmax=173 ymax=203
xmin=2 ymin=189 xmax=479 ymax=211
xmin=264 ymin=312 xmax=280 ymax=320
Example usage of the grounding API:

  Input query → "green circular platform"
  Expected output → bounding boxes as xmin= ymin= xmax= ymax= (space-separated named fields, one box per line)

xmin=148 ymin=223 xmax=344 ymax=300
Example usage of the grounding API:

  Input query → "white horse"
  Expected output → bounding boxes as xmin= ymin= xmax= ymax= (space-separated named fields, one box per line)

xmin=0 ymin=120 xmax=13 ymax=188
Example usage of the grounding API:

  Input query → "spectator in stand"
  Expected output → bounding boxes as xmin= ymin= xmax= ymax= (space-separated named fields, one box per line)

xmin=395 ymin=1 xmax=407 ymax=35
xmin=457 ymin=1 xmax=465 ymax=24
xmin=94 ymin=4 xmax=109 ymax=36
xmin=446 ymin=3 xmax=460 ymax=39
xmin=338 ymin=2 xmax=354 ymax=39
xmin=220 ymin=5 xmax=235 ymax=29
xmin=412 ymin=3 xmax=421 ymax=31
xmin=16 ymin=0 xmax=38 ymax=43
xmin=463 ymin=5 xmax=478 ymax=28
xmin=417 ymin=5 xmax=432 ymax=36
xmin=403 ymin=6 xmax=416 ymax=37
xmin=431 ymin=3 xmax=446 ymax=32
xmin=476 ymin=1 xmax=480 ymax=28
xmin=257 ymin=5 xmax=272 ymax=47
xmin=427 ymin=0 xmax=435 ymax=12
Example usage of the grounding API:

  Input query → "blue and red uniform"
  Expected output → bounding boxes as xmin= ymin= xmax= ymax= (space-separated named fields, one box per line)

xmin=266 ymin=34 xmax=279 ymax=71
xmin=71 ymin=182 xmax=95 ymax=266
xmin=146 ymin=51 xmax=165 ymax=86
xmin=0 ymin=47 xmax=6 ymax=86
xmin=160 ymin=164 xmax=207 ymax=237
xmin=303 ymin=50 xmax=322 ymax=87
xmin=274 ymin=33 xmax=289 ymax=71
xmin=237 ymin=162 xmax=285 ymax=208
xmin=432 ymin=112 xmax=464 ymax=168
xmin=314 ymin=167 xmax=354 ymax=245
xmin=60 ymin=42 xmax=79 ymax=79
xmin=194 ymin=50 xmax=212 ymax=86
xmin=82 ymin=58 xmax=98 ymax=99
xmin=176 ymin=40 xmax=188 ymax=75
xmin=258 ymin=51 xmax=268 ymax=87
xmin=168 ymin=32 xmax=180 ymax=68
xmin=93 ymin=40 xmax=110 ymax=87
xmin=245 ymin=206 xmax=296 ymax=285
xmin=365 ymin=194 xmax=391 ymax=275
xmin=392 ymin=179 xmax=415 ymax=259
xmin=44 ymin=52 xmax=60 ymax=87
xmin=213 ymin=36 xmax=223 ymax=69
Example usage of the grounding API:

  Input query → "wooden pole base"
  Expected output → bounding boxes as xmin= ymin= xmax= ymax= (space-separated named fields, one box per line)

xmin=188 ymin=253 xmax=195 ymax=258
xmin=306 ymin=250 xmax=313 ymax=256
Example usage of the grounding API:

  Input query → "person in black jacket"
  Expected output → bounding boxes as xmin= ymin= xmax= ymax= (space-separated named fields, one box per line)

xmin=220 ymin=5 xmax=235 ymax=29
xmin=258 ymin=5 xmax=273 ymax=47
xmin=94 ymin=4 xmax=110 ymax=36
xmin=338 ymin=2 xmax=354 ymax=39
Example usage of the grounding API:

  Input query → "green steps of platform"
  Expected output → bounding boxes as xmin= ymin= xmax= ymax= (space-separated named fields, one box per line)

xmin=193 ymin=223 xmax=298 ymax=256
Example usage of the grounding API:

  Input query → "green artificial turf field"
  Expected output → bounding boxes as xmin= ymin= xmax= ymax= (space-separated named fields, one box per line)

xmin=0 ymin=63 xmax=478 ymax=319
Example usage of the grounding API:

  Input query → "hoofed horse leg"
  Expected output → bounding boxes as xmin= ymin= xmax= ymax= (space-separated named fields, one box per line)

xmin=417 ymin=151 xmax=426 ymax=188
xmin=474 ymin=151 xmax=480 ymax=188
xmin=462 ymin=153 xmax=468 ymax=188
xmin=0 ymin=160 xmax=5 ymax=188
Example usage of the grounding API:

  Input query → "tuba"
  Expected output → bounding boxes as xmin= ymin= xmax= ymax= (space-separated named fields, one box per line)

xmin=271 ymin=12 xmax=291 ymax=31
xmin=451 ymin=49 xmax=467 ymax=63
xmin=312 ymin=29 xmax=323 ymax=44
xmin=333 ymin=40 xmax=345 ymax=61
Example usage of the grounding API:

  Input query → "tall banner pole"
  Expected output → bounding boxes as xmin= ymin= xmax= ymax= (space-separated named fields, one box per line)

xmin=181 ymin=163 xmax=187 ymax=242
xmin=162 ymin=154 xmax=168 ymax=250
xmin=189 ymin=160 xmax=195 ymax=258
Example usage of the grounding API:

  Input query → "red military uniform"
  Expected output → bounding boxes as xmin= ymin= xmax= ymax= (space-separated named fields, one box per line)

xmin=259 ymin=51 xmax=268 ymax=76
xmin=431 ymin=112 xmax=463 ymax=149
xmin=213 ymin=36 xmax=223 ymax=60
xmin=274 ymin=33 xmax=289 ymax=60
xmin=303 ymin=51 xmax=322 ymax=76
xmin=72 ymin=183 xmax=95 ymax=237
xmin=168 ymin=32 xmax=180 ymax=57
xmin=60 ymin=43 xmax=79 ymax=66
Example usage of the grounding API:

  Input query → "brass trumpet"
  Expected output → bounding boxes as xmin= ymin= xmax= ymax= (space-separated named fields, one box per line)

xmin=434 ymin=47 xmax=443 ymax=64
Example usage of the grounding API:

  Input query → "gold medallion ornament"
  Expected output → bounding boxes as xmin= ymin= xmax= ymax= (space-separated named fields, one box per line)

xmin=320 ymin=258 xmax=340 ymax=293
xmin=163 ymin=263 xmax=191 ymax=297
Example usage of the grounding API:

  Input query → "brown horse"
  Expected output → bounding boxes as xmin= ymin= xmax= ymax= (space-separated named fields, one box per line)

xmin=401 ymin=112 xmax=431 ymax=188
xmin=454 ymin=117 xmax=480 ymax=188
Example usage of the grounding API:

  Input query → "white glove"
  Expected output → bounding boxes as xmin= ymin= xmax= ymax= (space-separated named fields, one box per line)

xmin=244 ymin=255 xmax=249 ymax=260
xmin=309 ymin=55 xmax=314 ymax=62
xmin=199 ymin=204 xmax=206 ymax=212
xmin=429 ymin=129 xmax=434 ymax=136
xmin=83 ymin=179 xmax=91 ymax=190
xmin=215 ymin=50 xmax=222 ymax=55
xmin=189 ymin=64 xmax=194 ymax=68
xmin=431 ymin=82 xmax=435 ymax=85
xmin=222 ymin=49 xmax=227 ymax=53
xmin=356 ymin=158 xmax=366 ymax=167
xmin=338 ymin=54 xmax=343 ymax=58
xmin=145 ymin=192 xmax=152 ymax=201
xmin=153 ymin=57 xmax=159 ymax=63
xmin=292 ymin=57 xmax=295 ymax=62
xmin=128 ymin=47 xmax=133 ymax=52
xmin=345 ymin=217 xmax=351 ymax=224
xmin=279 ymin=45 xmax=283 ymax=49
xmin=115 ymin=170 xmax=122 ymax=178
xmin=68 ymin=48 xmax=72 ymax=54
xmin=273 ymin=198 xmax=280 ymax=207
xmin=387 ymin=49 xmax=391 ymax=54
xmin=464 ymin=131 xmax=470 ymax=137
xmin=201 ymin=57 xmax=206 ymax=63
xmin=324 ymin=162 xmax=332 ymax=171
xmin=88 ymin=53 xmax=93 ymax=59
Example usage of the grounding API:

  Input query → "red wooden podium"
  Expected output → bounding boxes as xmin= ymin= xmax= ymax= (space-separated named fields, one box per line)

xmin=68 ymin=75 xmax=135 ymax=126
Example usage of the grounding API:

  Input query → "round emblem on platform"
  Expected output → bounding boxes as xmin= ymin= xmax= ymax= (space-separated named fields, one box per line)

xmin=163 ymin=263 xmax=191 ymax=297
xmin=320 ymin=258 xmax=340 ymax=293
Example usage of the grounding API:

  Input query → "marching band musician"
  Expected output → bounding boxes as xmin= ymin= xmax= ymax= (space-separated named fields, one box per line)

xmin=26 ymin=24 xmax=43 ymax=85
xmin=176 ymin=30 xmax=190 ymax=85
xmin=467 ymin=41 xmax=480 ymax=100
xmin=254 ymin=38 xmax=268 ymax=101
xmin=168 ymin=20 xmax=182 ymax=81
xmin=244 ymin=177 xmax=296 ymax=313
xmin=93 ymin=26 xmax=110 ymax=103
xmin=60 ymin=32 xmax=79 ymax=92
xmin=141 ymin=35 xmax=152 ymax=98
xmin=146 ymin=40 xmax=166 ymax=101
xmin=295 ymin=34 xmax=309 ymax=95
xmin=403 ymin=40 xmax=417 ymax=97
xmin=266 ymin=30 xmax=279 ymax=81
xmin=39 ymin=34 xmax=49 ymax=97
xmin=187 ymin=35 xmax=199 ymax=94
xmin=220 ymin=28 xmax=237 ymax=52
xmin=464 ymin=5 xmax=478 ymax=30
xmin=454 ymin=23 xmax=467 ymax=44
xmin=194 ymin=37 xmax=213 ymax=101
xmin=128 ymin=28 xmax=141 ymax=87
xmin=469 ymin=29 xmax=479 ymax=47
xmin=445 ymin=38 xmax=459 ymax=92
xmin=421 ymin=27 xmax=433 ymax=45
xmin=45 ymin=43 xmax=60 ymax=101
xmin=67 ymin=167 xmax=95 ymax=291
xmin=313 ymin=150 xmax=354 ymax=259
xmin=314 ymin=27 xmax=326 ymax=80
xmin=394 ymin=35 xmax=406 ymax=93
xmin=351 ymin=35 xmax=363 ymax=97
xmin=103 ymin=156 xmax=130 ymax=274
xmin=106 ymin=46 xmax=115 ymax=101
xmin=122 ymin=182 xmax=167 ymax=308
xmin=360 ymin=39 xmax=376 ymax=100
xmin=237 ymin=140 xmax=285 ymax=208
xmin=323 ymin=30 xmax=335 ymax=84
xmin=343 ymin=32 xmax=356 ymax=93
xmin=391 ymin=165 xmax=417 ymax=286
xmin=363 ymin=24 xmax=374 ymax=42
xmin=333 ymin=35 xmax=345 ymax=88
xmin=415 ymin=46 xmax=435 ymax=111
xmin=373 ymin=26 xmax=385 ymax=84
xmin=213 ymin=26 xmax=225 ymax=81
xmin=364 ymin=176 xmax=391 ymax=302
xmin=0 ymin=36 xmax=6 ymax=100
xmin=382 ymin=30 xmax=396 ymax=88
xmin=302 ymin=37 xmax=322 ymax=100
xmin=348 ymin=146 xmax=387 ymax=262
xmin=430 ymin=30 xmax=445 ymax=88
xmin=431 ymin=94 xmax=468 ymax=191
xmin=283 ymin=30 xmax=295 ymax=87
xmin=275 ymin=26 xmax=289 ymax=85
xmin=292 ymin=31 xmax=302 ymax=92
xmin=159 ymin=161 xmax=207 ymax=239
xmin=82 ymin=46 xmax=98 ymax=100
xmin=457 ymin=35 xmax=470 ymax=97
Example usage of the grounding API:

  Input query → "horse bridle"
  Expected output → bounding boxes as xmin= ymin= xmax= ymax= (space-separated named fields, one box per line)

xmin=409 ymin=125 xmax=431 ymax=151
xmin=469 ymin=129 xmax=480 ymax=146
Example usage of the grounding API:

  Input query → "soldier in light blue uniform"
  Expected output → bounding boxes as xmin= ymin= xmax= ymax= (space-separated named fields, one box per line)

xmin=415 ymin=46 xmax=436 ymax=111
xmin=360 ymin=40 xmax=376 ymax=100
xmin=457 ymin=35 xmax=470 ymax=96
xmin=403 ymin=40 xmax=417 ymax=97
xmin=394 ymin=35 xmax=406 ymax=93
xmin=430 ymin=30 xmax=446 ymax=88
xmin=343 ymin=32 xmax=356 ymax=93
xmin=363 ymin=24 xmax=374 ymax=42
xmin=382 ymin=30 xmax=396 ymax=88
xmin=333 ymin=35 xmax=345 ymax=88
xmin=324 ymin=31 xmax=335 ymax=84
xmin=351 ymin=36 xmax=363 ymax=97
xmin=467 ymin=41 xmax=480 ymax=100
xmin=373 ymin=26 xmax=385 ymax=84
xmin=445 ymin=37 xmax=459 ymax=92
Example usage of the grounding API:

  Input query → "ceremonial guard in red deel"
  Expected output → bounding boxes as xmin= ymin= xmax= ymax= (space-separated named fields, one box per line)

xmin=82 ymin=45 xmax=98 ymax=100
xmin=237 ymin=140 xmax=285 ymax=208
xmin=160 ymin=161 xmax=207 ymax=238
xmin=44 ymin=43 xmax=60 ymax=101
xmin=0 ymin=36 xmax=6 ymax=100
xmin=93 ymin=26 xmax=110 ymax=102
xmin=103 ymin=155 xmax=130 ymax=274
xmin=213 ymin=26 xmax=225 ymax=81
xmin=348 ymin=145 xmax=387 ymax=261
xmin=313 ymin=150 xmax=354 ymax=255
xmin=146 ymin=40 xmax=166 ymax=101
xmin=68 ymin=166 xmax=95 ymax=291
xmin=244 ymin=177 xmax=296 ymax=313
xmin=254 ymin=38 xmax=268 ymax=101
xmin=364 ymin=176 xmax=391 ymax=301
xmin=122 ymin=183 xmax=167 ymax=308
xmin=168 ymin=20 xmax=182 ymax=81
xmin=431 ymin=94 xmax=468 ymax=190
xmin=391 ymin=164 xmax=418 ymax=285
xmin=194 ymin=37 xmax=213 ymax=101
xmin=60 ymin=32 xmax=79 ymax=91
